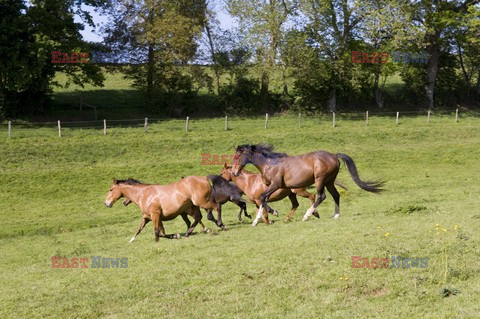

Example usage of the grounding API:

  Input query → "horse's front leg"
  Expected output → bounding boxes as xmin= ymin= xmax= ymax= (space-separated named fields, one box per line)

xmin=260 ymin=184 xmax=280 ymax=216
xmin=152 ymin=213 xmax=180 ymax=241
xmin=129 ymin=217 xmax=149 ymax=243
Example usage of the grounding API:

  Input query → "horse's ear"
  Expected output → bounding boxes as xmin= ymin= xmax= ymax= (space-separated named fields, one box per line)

xmin=112 ymin=178 xmax=117 ymax=184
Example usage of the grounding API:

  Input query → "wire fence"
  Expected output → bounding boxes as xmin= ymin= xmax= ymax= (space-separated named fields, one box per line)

xmin=1 ymin=109 xmax=479 ymax=140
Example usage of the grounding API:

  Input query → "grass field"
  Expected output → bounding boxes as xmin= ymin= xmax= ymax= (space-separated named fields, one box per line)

xmin=1 ymin=114 xmax=479 ymax=318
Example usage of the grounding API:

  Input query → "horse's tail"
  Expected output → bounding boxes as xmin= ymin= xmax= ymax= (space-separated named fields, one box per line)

xmin=207 ymin=175 xmax=245 ymax=203
xmin=336 ymin=153 xmax=384 ymax=193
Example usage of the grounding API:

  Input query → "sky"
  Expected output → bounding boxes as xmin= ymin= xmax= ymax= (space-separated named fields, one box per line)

xmin=76 ymin=3 xmax=237 ymax=43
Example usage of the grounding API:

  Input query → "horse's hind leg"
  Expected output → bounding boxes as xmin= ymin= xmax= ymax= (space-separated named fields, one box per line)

xmin=181 ymin=213 xmax=192 ymax=229
xmin=302 ymin=182 xmax=326 ymax=222
xmin=233 ymin=199 xmax=250 ymax=221
xmin=295 ymin=188 xmax=319 ymax=218
xmin=285 ymin=194 xmax=299 ymax=221
xmin=129 ymin=217 xmax=150 ymax=243
xmin=215 ymin=205 xmax=227 ymax=230
xmin=206 ymin=209 xmax=218 ymax=224
xmin=185 ymin=206 xmax=203 ymax=237
xmin=326 ymin=183 xmax=340 ymax=219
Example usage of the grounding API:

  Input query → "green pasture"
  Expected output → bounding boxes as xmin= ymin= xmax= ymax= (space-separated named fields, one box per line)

xmin=0 ymin=114 xmax=479 ymax=318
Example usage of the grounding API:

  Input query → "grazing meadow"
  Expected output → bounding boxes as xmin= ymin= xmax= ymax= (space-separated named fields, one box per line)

xmin=0 ymin=113 xmax=479 ymax=318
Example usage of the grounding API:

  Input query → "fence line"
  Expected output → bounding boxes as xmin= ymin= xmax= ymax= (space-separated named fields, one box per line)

xmin=3 ymin=109 xmax=478 ymax=139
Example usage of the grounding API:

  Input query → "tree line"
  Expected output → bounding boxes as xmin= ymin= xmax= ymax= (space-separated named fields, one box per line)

xmin=1 ymin=0 xmax=479 ymax=117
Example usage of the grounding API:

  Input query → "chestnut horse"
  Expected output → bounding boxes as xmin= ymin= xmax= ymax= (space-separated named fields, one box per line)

xmin=231 ymin=144 xmax=384 ymax=225
xmin=104 ymin=176 xmax=247 ymax=242
xmin=121 ymin=176 xmax=250 ymax=227
xmin=220 ymin=164 xmax=319 ymax=225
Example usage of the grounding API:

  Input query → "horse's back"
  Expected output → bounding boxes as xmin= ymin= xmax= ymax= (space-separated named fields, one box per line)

xmin=177 ymin=176 xmax=213 ymax=208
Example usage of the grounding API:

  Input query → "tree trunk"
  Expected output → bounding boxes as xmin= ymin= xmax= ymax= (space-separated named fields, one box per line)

xmin=260 ymin=70 xmax=269 ymax=98
xmin=205 ymin=23 xmax=220 ymax=92
xmin=373 ymin=66 xmax=384 ymax=109
xmin=147 ymin=42 xmax=154 ymax=108
xmin=328 ymin=87 xmax=336 ymax=112
xmin=282 ymin=64 xmax=288 ymax=96
xmin=425 ymin=31 xmax=441 ymax=109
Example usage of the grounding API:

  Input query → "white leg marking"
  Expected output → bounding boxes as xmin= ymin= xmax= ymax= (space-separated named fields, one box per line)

xmin=333 ymin=213 xmax=340 ymax=219
xmin=129 ymin=236 xmax=135 ymax=243
xmin=252 ymin=205 xmax=263 ymax=227
xmin=302 ymin=205 xmax=316 ymax=222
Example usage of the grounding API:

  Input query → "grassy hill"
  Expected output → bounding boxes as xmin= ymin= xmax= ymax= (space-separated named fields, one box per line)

xmin=1 ymin=114 xmax=479 ymax=318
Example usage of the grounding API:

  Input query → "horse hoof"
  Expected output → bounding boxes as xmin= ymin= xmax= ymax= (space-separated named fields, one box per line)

xmin=302 ymin=216 xmax=309 ymax=222
xmin=251 ymin=220 xmax=259 ymax=227
xmin=312 ymin=211 xmax=320 ymax=219
xmin=273 ymin=210 xmax=279 ymax=217
xmin=332 ymin=214 xmax=340 ymax=219
xmin=246 ymin=214 xmax=252 ymax=219
xmin=221 ymin=225 xmax=228 ymax=231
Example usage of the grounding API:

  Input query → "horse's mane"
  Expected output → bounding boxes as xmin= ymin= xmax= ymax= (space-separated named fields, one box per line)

xmin=115 ymin=178 xmax=142 ymax=185
xmin=236 ymin=144 xmax=287 ymax=159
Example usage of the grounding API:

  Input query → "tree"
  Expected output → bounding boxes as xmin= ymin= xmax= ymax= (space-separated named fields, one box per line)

xmin=227 ymin=0 xmax=296 ymax=101
xmin=299 ymin=0 xmax=367 ymax=111
xmin=103 ymin=0 xmax=207 ymax=113
xmin=0 ymin=0 xmax=105 ymax=117
xmin=406 ymin=0 xmax=480 ymax=109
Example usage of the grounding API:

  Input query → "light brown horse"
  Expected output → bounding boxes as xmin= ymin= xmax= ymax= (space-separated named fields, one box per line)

xmin=231 ymin=144 xmax=384 ymax=225
xmin=220 ymin=163 xmax=318 ymax=225
xmin=104 ymin=176 xmax=243 ymax=242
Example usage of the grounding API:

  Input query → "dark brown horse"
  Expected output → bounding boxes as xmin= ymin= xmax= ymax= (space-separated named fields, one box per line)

xmin=205 ymin=175 xmax=250 ymax=228
xmin=231 ymin=144 xmax=383 ymax=224
xmin=220 ymin=164 xmax=319 ymax=225
xmin=104 ymin=176 xmax=247 ymax=242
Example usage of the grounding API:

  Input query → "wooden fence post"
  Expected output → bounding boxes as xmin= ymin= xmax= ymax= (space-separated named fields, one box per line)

xmin=332 ymin=112 xmax=336 ymax=128
xmin=58 ymin=120 xmax=62 ymax=137
xmin=225 ymin=116 xmax=228 ymax=131
xmin=186 ymin=116 xmax=189 ymax=132
xmin=8 ymin=121 xmax=11 ymax=139
xmin=455 ymin=109 xmax=459 ymax=122
xmin=144 ymin=117 xmax=148 ymax=132
xmin=396 ymin=112 xmax=399 ymax=125
xmin=427 ymin=110 xmax=431 ymax=124
xmin=265 ymin=113 xmax=269 ymax=129
xmin=366 ymin=111 xmax=369 ymax=126
xmin=298 ymin=113 xmax=301 ymax=127
xmin=103 ymin=119 xmax=107 ymax=135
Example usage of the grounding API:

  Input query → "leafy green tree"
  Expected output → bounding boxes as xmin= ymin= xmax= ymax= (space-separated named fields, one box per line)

xmin=103 ymin=0 xmax=207 ymax=114
xmin=298 ymin=0 xmax=367 ymax=111
xmin=227 ymin=0 xmax=296 ymax=100
xmin=0 ymin=0 xmax=105 ymax=117
xmin=402 ymin=0 xmax=480 ymax=109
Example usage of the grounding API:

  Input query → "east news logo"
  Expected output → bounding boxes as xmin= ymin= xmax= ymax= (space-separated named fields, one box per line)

xmin=351 ymin=256 xmax=429 ymax=268
xmin=51 ymin=256 xmax=128 ymax=268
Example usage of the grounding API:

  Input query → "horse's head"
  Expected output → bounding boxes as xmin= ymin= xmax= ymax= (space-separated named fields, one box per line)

xmin=105 ymin=178 xmax=123 ymax=208
xmin=220 ymin=163 xmax=234 ymax=181
xmin=232 ymin=145 xmax=252 ymax=176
